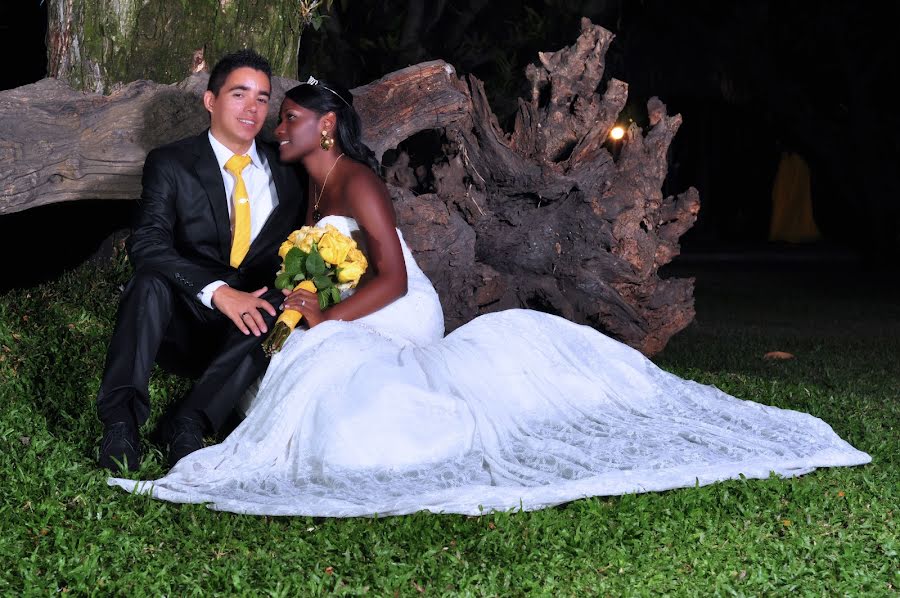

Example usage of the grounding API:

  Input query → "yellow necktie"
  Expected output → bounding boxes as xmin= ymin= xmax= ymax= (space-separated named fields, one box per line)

xmin=224 ymin=154 xmax=252 ymax=267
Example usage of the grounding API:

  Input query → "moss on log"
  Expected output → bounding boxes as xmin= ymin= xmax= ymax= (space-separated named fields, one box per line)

xmin=47 ymin=0 xmax=310 ymax=93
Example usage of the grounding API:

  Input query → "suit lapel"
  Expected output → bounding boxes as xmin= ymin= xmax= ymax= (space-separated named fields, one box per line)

xmin=192 ymin=132 xmax=232 ymax=262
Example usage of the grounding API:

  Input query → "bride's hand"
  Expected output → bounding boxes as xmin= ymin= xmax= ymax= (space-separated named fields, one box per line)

xmin=282 ymin=287 xmax=326 ymax=327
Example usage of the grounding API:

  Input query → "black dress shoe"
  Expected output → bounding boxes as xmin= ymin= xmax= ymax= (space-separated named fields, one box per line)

xmin=164 ymin=416 xmax=206 ymax=468
xmin=99 ymin=422 xmax=141 ymax=473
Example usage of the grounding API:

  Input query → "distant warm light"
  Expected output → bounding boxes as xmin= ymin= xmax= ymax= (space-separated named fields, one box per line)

xmin=609 ymin=126 xmax=625 ymax=140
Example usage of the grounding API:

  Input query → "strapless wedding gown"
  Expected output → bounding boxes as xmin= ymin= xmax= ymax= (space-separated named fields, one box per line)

xmin=109 ymin=216 xmax=870 ymax=516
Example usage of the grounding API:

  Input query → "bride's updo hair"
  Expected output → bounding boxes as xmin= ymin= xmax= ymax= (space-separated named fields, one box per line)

xmin=284 ymin=79 xmax=380 ymax=173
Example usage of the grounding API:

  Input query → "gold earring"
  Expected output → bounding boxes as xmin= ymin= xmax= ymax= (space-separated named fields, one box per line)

xmin=320 ymin=129 xmax=334 ymax=151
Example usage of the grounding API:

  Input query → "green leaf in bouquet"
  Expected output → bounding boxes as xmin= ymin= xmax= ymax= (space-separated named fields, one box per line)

xmin=292 ymin=273 xmax=306 ymax=282
xmin=274 ymin=272 xmax=294 ymax=290
xmin=317 ymin=289 xmax=330 ymax=310
xmin=306 ymin=250 xmax=326 ymax=276
xmin=313 ymin=274 xmax=333 ymax=290
xmin=330 ymin=286 xmax=341 ymax=304
xmin=284 ymin=247 xmax=305 ymax=278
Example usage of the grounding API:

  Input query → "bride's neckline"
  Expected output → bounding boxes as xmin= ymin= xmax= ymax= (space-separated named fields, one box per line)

xmin=311 ymin=214 xmax=360 ymax=234
xmin=310 ymin=214 xmax=356 ymax=226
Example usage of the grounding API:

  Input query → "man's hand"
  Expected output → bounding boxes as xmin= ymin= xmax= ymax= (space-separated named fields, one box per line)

xmin=212 ymin=285 xmax=277 ymax=336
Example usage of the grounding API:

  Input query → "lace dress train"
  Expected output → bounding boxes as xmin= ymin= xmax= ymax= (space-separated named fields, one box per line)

xmin=109 ymin=216 xmax=870 ymax=516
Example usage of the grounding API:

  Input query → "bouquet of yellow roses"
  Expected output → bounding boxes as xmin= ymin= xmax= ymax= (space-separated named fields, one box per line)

xmin=261 ymin=224 xmax=368 ymax=356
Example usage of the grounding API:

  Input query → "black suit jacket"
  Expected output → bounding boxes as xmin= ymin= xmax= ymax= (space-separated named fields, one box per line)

xmin=127 ymin=131 xmax=305 ymax=298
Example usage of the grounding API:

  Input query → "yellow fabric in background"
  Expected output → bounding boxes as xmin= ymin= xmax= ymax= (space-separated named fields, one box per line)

xmin=769 ymin=152 xmax=821 ymax=242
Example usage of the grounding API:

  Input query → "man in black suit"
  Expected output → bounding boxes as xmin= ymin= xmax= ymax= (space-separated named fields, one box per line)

xmin=97 ymin=49 xmax=305 ymax=472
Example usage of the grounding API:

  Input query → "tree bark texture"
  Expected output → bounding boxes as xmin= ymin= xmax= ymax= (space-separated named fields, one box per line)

xmin=1 ymin=19 xmax=698 ymax=354
xmin=0 ymin=61 xmax=465 ymax=214
xmin=47 ymin=0 xmax=310 ymax=93
xmin=390 ymin=19 xmax=699 ymax=355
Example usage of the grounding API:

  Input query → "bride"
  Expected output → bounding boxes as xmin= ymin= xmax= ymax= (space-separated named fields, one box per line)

xmin=109 ymin=79 xmax=870 ymax=516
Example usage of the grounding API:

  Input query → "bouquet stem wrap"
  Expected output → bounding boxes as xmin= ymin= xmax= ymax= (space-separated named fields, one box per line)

xmin=262 ymin=280 xmax=316 ymax=357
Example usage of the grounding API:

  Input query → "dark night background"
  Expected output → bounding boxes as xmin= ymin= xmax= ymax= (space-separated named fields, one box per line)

xmin=1 ymin=0 xmax=898 ymax=292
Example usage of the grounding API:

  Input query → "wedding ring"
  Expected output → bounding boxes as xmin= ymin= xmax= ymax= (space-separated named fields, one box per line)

xmin=240 ymin=312 xmax=250 ymax=318
xmin=301 ymin=300 xmax=306 ymax=307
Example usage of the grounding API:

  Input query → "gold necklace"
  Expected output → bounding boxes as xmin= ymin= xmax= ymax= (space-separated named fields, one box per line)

xmin=312 ymin=153 xmax=344 ymax=222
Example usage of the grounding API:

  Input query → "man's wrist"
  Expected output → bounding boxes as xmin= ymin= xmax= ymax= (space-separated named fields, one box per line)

xmin=199 ymin=280 xmax=228 ymax=309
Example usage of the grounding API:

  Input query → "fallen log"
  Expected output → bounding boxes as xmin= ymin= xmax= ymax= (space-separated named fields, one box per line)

xmin=0 ymin=60 xmax=468 ymax=214
xmin=0 ymin=19 xmax=699 ymax=355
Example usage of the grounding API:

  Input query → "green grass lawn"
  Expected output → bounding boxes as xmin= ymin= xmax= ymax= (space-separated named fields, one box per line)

xmin=1 ymin=254 xmax=897 ymax=595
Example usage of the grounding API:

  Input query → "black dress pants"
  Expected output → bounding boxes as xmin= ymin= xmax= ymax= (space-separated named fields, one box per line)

xmin=96 ymin=270 xmax=282 ymax=433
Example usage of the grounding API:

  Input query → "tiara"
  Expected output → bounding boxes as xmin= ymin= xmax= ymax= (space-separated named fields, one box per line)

xmin=302 ymin=76 xmax=352 ymax=108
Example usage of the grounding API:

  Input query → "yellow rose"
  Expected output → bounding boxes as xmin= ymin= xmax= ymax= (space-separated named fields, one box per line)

xmin=336 ymin=261 xmax=366 ymax=285
xmin=345 ymin=248 xmax=368 ymax=268
xmin=278 ymin=240 xmax=295 ymax=260
xmin=287 ymin=228 xmax=304 ymax=245
xmin=288 ymin=226 xmax=325 ymax=253
xmin=317 ymin=228 xmax=356 ymax=265
xmin=292 ymin=226 xmax=323 ymax=242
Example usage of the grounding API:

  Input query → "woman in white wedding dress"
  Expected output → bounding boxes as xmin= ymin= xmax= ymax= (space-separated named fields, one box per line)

xmin=109 ymin=80 xmax=870 ymax=516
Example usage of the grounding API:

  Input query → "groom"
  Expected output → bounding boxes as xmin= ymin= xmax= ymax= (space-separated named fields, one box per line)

xmin=97 ymin=49 xmax=305 ymax=472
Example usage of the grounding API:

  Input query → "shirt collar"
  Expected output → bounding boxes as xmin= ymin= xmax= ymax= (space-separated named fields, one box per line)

xmin=207 ymin=130 xmax=263 ymax=171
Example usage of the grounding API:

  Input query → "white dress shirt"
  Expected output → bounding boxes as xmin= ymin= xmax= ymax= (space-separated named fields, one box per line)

xmin=198 ymin=131 xmax=279 ymax=308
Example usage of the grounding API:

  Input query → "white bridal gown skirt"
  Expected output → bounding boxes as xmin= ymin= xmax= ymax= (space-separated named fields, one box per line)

xmin=109 ymin=217 xmax=870 ymax=516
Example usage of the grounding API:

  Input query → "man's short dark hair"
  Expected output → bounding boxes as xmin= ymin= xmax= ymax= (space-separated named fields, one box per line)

xmin=207 ymin=49 xmax=272 ymax=95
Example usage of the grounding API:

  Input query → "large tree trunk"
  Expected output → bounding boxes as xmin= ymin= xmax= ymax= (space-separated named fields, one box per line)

xmin=0 ymin=19 xmax=698 ymax=355
xmin=46 ymin=0 xmax=315 ymax=93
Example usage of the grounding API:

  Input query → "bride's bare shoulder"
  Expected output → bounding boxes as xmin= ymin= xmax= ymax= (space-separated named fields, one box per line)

xmin=341 ymin=162 xmax=391 ymax=210
xmin=342 ymin=161 xmax=384 ymax=189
